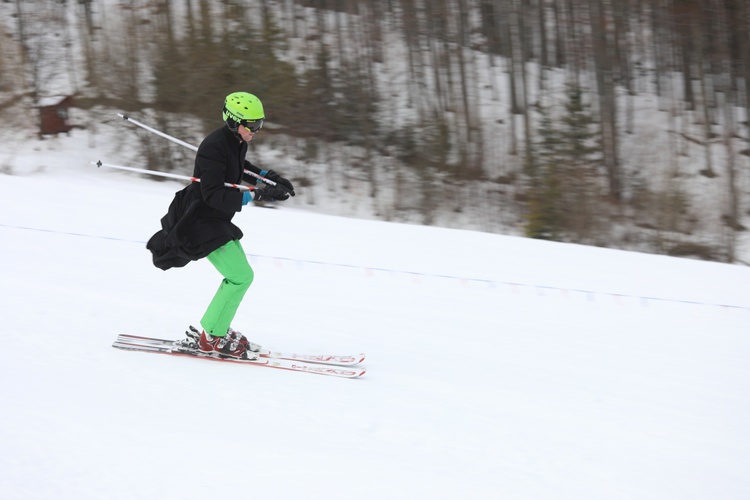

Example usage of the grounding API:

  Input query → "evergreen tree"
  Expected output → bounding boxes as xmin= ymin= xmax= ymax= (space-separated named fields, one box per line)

xmin=558 ymin=84 xmax=602 ymax=242
xmin=525 ymin=105 xmax=563 ymax=240
xmin=525 ymin=84 xmax=602 ymax=242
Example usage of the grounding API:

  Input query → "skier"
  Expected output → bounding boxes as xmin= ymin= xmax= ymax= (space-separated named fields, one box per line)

xmin=146 ymin=92 xmax=295 ymax=359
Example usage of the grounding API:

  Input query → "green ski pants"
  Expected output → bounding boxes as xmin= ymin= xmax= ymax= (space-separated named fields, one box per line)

xmin=200 ymin=240 xmax=254 ymax=337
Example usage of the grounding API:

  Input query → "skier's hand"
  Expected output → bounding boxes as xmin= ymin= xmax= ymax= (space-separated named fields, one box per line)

xmin=253 ymin=186 xmax=290 ymax=202
xmin=261 ymin=169 xmax=295 ymax=196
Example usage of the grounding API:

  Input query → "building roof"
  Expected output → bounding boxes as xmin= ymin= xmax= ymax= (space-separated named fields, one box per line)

xmin=37 ymin=95 xmax=72 ymax=107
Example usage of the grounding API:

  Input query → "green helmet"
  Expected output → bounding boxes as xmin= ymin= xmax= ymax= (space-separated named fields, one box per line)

xmin=222 ymin=92 xmax=264 ymax=124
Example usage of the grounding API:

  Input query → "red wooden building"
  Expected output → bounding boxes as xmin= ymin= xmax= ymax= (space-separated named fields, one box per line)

xmin=38 ymin=95 xmax=74 ymax=137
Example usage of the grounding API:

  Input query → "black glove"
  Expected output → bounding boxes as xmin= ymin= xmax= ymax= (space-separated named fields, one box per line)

xmin=260 ymin=169 xmax=295 ymax=196
xmin=253 ymin=186 xmax=290 ymax=202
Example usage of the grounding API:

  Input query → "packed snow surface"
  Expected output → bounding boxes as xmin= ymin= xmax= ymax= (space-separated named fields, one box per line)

xmin=0 ymin=132 xmax=748 ymax=499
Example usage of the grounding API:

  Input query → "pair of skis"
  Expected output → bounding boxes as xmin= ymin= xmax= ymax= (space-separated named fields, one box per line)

xmin=113 ymin=334 xmax=366 ymax=379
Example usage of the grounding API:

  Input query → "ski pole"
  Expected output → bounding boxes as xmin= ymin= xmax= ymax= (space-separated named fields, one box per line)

xmin=92 ymin=161 xmax=253 ymax=191
xmin=117 ymin=113 xmax=278 ymax=188
xmin=117 ymin=113 xmax=198 ymax=152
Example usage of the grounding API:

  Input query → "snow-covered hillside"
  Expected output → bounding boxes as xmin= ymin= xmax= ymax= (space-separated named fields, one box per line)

xmin=0 ymin=130 xmax=748 ymax=499
xmin=3 ymin=0 xmax=749 ymax=262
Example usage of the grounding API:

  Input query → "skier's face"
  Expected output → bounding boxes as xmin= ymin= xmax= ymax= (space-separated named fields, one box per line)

xmin=238 ymin=124 xmax=256 ymax=142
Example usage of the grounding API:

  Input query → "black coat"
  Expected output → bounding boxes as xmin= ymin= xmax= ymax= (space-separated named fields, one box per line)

xmin=147 ymin=126 xmax=260 ymax=270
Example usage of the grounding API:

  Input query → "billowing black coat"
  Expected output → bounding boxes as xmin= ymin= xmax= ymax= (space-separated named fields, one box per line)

xmin=147 ymin=126 xmax=261 ymax=270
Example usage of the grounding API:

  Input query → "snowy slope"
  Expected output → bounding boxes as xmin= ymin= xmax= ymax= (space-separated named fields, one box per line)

xmin=0 ymin=131 xmax=749 ymax=500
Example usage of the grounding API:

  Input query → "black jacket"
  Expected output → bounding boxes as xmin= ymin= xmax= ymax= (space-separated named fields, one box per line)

xmin=147 ymin=126 xmax=261 ymax=270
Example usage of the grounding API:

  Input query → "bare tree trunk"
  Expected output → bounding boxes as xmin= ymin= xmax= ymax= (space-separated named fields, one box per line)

xmin=518 ymin=0 xmax=534 ymax=167
xmin=14 ymin=0 xmax=31 ymax=98
xmin=552 ymin=0 xmax=565 ymax=67
xmin=401 ymin=0 xmax=428 ymax=121
xmin=538 ymin=0 xmax=549 ymax=69
xmin=723 ymin=93 xmax=738 ymax=262
xmin=455 ymin=0 xmax=483 ymax=174
xmin=500 ymin=0 xmax=520 ymax=156
xmin=693 ymin=15 xmax=715 ymax=176
xmin=615 ymin=0 xmax=634 ymax=134
xmin=743 ymin=0 xmax=750 ymax=146
xmin=589 ymin=0 xmax=621 ymax=198
xmin=676 ymin=1 xmax=696 ymax=110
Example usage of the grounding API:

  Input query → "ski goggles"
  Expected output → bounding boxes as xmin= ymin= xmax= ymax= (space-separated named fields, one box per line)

xmin=240 ymin=119 xmax=264 ymax=133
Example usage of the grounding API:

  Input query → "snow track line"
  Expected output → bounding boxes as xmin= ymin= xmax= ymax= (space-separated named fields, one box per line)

xmin=2 ymin=222 xmax=748 ymax=312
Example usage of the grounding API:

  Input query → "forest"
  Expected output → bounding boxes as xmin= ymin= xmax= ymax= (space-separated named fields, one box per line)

xmin=2 ymin=0 xmax=749 ymax=262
